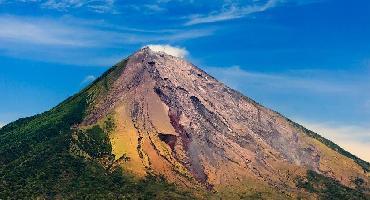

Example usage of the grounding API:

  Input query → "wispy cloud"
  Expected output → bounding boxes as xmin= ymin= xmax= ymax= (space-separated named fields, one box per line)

xmin=1 ymin=0 xmax=117 ymax=13
xmin=0 ymin=15 xmax=213 ymax=65
xmin=0 ymin=15 xmax=213 ymax=46
xmin=204 ymin=65 xmax=358 ymax=94
xmin=298 ymin=120 xmax=370 ymax=162
xmin=0 ymin=122 xmax=5 ymax=128
xmin=183 ymin=0 xmax=323 ymax=25
xmin=143 ymin=4 xmax=166 ymax=12
xmin=81 ymin=75 xmax=97 ymax=85
xmin=124 ymin=3 xmax=167 ymax=14
xmin=185 ymin=0 xmax=280 ymax=26
xmin=0 ymin=16 xmax=100 ymax=47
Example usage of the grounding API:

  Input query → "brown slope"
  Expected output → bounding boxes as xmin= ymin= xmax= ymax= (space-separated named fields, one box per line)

xmin=77 ymin=47 xmax=369 ymax=198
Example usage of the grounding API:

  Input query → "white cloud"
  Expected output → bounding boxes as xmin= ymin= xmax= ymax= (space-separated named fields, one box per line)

xmin=0 ymin=122 xmax=5 ymax=128
xmin=0 ymin=15 xmax=212 ymax=65
xmin=145 ymin=44 xmax=189 ymax=58
xmin=298 ymin=120 xmax=370 ymax=162
xmin=0 ymin=16 xmax=110 ymax=47
xmin=0 ymin=15 xmax=213 ymax=47
xmin=185 ymin=0 xmax=280 ymax=25
xmin=81 ymin=75 xmax=96 ymax=84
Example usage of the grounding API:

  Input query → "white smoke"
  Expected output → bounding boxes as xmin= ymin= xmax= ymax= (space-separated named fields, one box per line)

xmin=145 ymin=44 xmax=188 ymax=58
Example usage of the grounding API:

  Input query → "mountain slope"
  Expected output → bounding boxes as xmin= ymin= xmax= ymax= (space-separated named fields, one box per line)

xmin=0 ymin=47 xmax=369 ymax=199
xmin=0 ymin=59 xmax=194 ymax=199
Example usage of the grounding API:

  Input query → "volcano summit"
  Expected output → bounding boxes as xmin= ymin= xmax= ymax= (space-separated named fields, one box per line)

xmin=0 ymin=47 xmax=369 ymax=199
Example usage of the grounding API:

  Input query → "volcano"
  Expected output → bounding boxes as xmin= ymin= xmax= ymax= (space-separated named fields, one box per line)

xmin=0 ymin=47 xmax=369 ymax=199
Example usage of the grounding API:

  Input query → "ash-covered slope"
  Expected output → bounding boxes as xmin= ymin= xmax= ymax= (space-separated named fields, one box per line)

xmin=0 ymin=47 xmax=369 ymax=199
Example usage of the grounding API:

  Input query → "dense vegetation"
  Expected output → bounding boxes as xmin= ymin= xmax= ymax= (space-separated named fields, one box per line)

xmin=0 ymin=64 xmax=193 ymax=199
xmin=296 ymin=170 xmax=369 ymax=200
xmin=75 ymin=125 xmax=112 ymax=159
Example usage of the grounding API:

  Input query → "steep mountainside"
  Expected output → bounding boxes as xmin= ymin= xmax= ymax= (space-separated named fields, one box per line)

xmin=0 ymin=47 xmax=369 ymax=199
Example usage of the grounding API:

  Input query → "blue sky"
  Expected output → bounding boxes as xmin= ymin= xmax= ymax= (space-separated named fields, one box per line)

xmin=0 ymin=0 xmax=369 ymax=161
